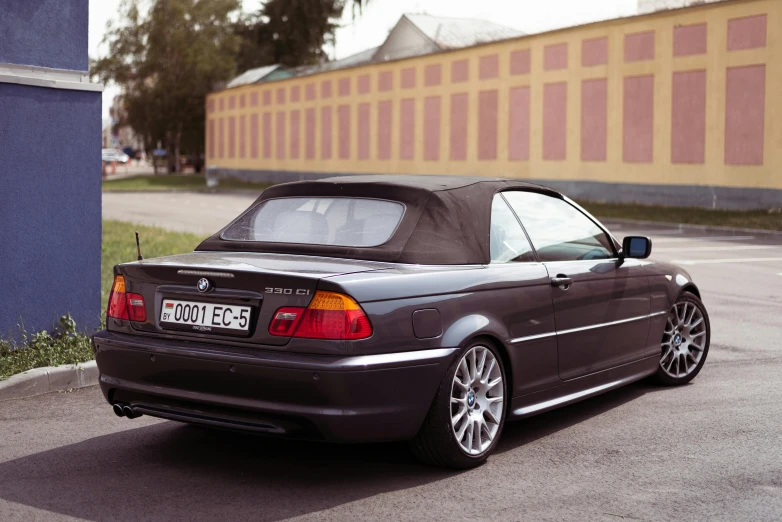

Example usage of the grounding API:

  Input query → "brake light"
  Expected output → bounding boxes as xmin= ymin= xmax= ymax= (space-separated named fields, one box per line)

xmin=293 ymin=291 xmax=372 ymax=340
xmin=107 ymin=275 xmax=147 ymax=322
xmin=107 ymin=275 xmax=128 ymax=320
xmin=127 ymin=293 xmax=146 ymax=322
xmin=268 ymin=307 xmax=305 ymax=336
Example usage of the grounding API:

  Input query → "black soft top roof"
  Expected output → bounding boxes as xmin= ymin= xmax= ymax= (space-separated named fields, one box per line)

xmin=197 ymin=175 xmax=562 ymax=264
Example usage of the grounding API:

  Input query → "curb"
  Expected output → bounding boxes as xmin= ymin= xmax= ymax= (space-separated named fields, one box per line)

xmin=596 ymin=217 xmax=782 ymax=238
xmin=0 ymin=360 xmax=98 ymax=402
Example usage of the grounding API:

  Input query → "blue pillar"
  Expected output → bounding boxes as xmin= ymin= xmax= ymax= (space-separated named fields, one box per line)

xmin=0 ymin=0 xmax=102 ymax=335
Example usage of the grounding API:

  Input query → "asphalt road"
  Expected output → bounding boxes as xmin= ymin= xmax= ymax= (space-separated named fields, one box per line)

xmin=1 ymin=194 xmax=779 ymax=521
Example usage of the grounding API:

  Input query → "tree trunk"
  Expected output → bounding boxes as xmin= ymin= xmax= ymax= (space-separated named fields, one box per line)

xmin=174 ymin=124 xmax=182 ymax=173
xmin=166 ymin=130 xmax=176 ymax=173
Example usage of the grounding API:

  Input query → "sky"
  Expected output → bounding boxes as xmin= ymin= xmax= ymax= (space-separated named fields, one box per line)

xmin=90 ymin=0 xmax=639 ymax=120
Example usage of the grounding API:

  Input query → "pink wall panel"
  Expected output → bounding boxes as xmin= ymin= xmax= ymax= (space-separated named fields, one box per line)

xmin=305 ymin=83 xmax=316 ymax=101
xmin=510 ymin=49 xmax=530 ymax=75
xmin=276 ymin=88 xmax=285 ymax=104
xmin=425 ymin=64 xmax=441 ymax=86
xmin=208 ymin=99 xmax=215 ymax=113
xmin=320 ymin=80 xmax=332 ymax=99
xmin=262 ymin=113 xmax=271 ymax=159
xmin=582 ymin=37 xmax=608 ymax=66
xmin=207 ymin=119 xmax=215 ymax=158
xmin=290 ymin=85 xmax=301 ymax=103
xmin=239 ymin=94 xmax=245 ymax=108
xmin=451 ymin=59 xmax=469 ymax=83
xmin=338 ymin=105 xmax=350 ymax=159
xmin=727 ymin=14 xmax=767 ymax=51
xmin=424 ymin=96 xmax=441 ymax=161
xmin=239 ymin=115 xmax=246 ymax=158
xmin=378 ymin=71 xmax=393 ymax=92
xmin=228 ymin=96 xmax=235 ymax=110
xmin=544 ymin=43 xmax=568 ymax=70
xmin=674 ymin=23 xmax=707 ymax=56
xmin=401 ymin=67 xmax=416 ymax=89
xmin=263 ymin=91 xmax=271 ymax=106
xmin=671 ymin=70 xmax=706 ymax=164
xmin=290 ymin=110 xmax=300 ymax=159
xmin=625 ymin=31 xmax=655 ymax=62
xmin=581 ymin=78 xmax=607 ymax=161
xmin=450 ymin=93 xmax=468 ymax=161
xmin=543 ymin=82 xmax=567 ymax=160
xmin=479 ymin=55 xmax=499 ymax=79
xmin=725 ymin=65 xmax=766 ymax=165
xmin=275 ymin=112 xmax=286 ymax=160
xmin=218 ymin=98 xmax=224 ymax=112
xmin=377 ymin=100 xmax=392 ymax=160
xmin=400 ymin=98 xmax=415 ymax=160
xmin=358 ymin=74 xmax=370 ymax=94
xmin=250 ymin=92 xmax=258 ymax=107
xmin=320 ymin=107 xmax=332 ymax=160
xmin=228 ymin=116 xmax=236 ymax=157
xmin=508 ymin=86 xmax=530 ymax=161
xmin=358 ymin=103 xmax=370 ymax=160
xmin=478 ymin=90 xmax=498 ymax=160
xmin=338 ymin=78 xmax=351 ymax=97
xmin=250 ymin=114 xmax=259 ymax=158
xmin=305 ymin=108 xmax=316 ymax=160
xmin=218 ymin=118 xmax=224 ymax=157
xmin=623 ymin=75 xmax=654 ymax=163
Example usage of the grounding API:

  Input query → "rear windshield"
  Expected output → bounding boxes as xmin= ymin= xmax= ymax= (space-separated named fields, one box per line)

xmin=221 ymin=197 xmax=405 ymax=247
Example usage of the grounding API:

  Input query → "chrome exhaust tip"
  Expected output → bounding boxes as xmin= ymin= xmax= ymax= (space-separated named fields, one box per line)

xmin=122 ymin=405 xmax=136 ymax=419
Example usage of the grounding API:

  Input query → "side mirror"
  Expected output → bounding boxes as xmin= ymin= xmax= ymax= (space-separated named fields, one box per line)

xmin=621 ymin=236 xmax=652 ymax=259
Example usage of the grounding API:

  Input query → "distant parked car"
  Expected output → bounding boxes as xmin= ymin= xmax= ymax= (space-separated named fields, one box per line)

xmin=102 ymin=148 xmax=130 ymax=164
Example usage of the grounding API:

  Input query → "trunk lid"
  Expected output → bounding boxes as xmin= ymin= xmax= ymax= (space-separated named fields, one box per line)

xmin=115 ymin=252 xmax=391 ymax=347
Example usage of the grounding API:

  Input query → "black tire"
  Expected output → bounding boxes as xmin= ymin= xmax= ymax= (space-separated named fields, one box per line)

xmin=653 ymin=291 xmax=711 ymax=386
xmin=409 ymin=338 xmax=508 ymax=469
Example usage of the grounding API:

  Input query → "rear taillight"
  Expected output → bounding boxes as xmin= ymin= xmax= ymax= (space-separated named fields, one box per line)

xmin=291 ymin=291 xmax=372 ymax=340
xmin=127 ymin=293 xmax=146 ymax=322
xmin=107 ymin=275 xmax=147 ymax=322
xmin=107 ymin=275 xmax=128 ymax=320
xmin=268 ymin=307 xmax=305 ymax=336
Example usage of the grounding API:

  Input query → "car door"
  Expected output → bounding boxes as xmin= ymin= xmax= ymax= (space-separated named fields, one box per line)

xmin=502 ymin=191 xmax=650 ymax=381
xmin=486 ymin=194 xmax=560 ymax=395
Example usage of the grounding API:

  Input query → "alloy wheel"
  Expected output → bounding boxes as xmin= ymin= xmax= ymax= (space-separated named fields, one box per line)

xmin=660 ymin=301 xmax=707 ymax=379
xmin=450 ymin=346 xmax=504 ymax=455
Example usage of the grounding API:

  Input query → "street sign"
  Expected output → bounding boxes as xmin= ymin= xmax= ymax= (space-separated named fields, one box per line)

xmin=152 ymin=149 xmax=166 ymax=156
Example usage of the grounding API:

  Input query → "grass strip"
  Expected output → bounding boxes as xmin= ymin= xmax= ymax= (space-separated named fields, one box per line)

xmin=102 ymin=174 xmax=271 ymax=193
xmin=580 ymin=201 xmax=782 ymax=232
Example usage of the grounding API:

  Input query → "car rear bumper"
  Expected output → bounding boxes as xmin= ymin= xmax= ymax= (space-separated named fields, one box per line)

xmin=92 ymin=330 xmax=456 ymax=442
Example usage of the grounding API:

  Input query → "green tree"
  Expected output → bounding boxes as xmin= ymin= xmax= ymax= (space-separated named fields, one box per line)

xmin=92 ymin=0 xmax=242 ymax=172
xmin=233 ymin=0 xmax=372 ymax=73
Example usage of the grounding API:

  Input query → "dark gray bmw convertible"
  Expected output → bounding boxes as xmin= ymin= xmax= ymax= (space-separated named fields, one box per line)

xmin=93 ymin=175 xmax=711 ymax=468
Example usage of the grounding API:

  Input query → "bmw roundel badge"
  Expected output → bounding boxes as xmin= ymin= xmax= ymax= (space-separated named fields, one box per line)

xmin=197 ymin=278 xmax=212 ymax=293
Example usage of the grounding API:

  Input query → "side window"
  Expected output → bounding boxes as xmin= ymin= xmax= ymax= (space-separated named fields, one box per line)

xmin=490 ymin=195 xmax=536 ymax=263
xmin=502 ymin=191 xmax=614 ymax=262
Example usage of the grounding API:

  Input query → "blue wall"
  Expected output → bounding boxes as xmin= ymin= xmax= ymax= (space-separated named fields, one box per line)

xmin=0 ymin=83 xmax=102 ymax=335
xmin=0 ymin=0 xmax=100 ymax=337
xmin=0 ymin=0 xmax=89 ymax=71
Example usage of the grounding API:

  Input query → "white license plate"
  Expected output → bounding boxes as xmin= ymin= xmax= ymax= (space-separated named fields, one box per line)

xmin=160 ymin=299 xmax=251 ymax=332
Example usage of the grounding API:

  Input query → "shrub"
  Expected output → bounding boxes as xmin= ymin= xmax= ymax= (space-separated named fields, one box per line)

xmin=0 ymin=314 xmax=94 ymax=380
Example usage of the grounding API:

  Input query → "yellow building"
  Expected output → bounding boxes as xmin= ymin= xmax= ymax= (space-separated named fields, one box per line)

xmin=206 ymin=0 xmax=780 ymax=209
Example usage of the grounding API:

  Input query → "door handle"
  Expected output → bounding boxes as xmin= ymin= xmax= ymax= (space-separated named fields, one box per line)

xmin=551 ymin=276 xmax=573 ymax=288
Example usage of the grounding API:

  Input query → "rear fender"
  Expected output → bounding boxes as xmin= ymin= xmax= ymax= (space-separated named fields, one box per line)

xmin=441 ymin=314 xmax=510 ymax=350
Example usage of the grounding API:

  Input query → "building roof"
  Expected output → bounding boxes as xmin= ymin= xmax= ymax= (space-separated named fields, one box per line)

xmin=226 ymin=64 xmax=287 ymax=88
xmin=293 ymin=47 xmax=379 ymax=77
xmin=403 ymin=14 xmax=524 ymax=50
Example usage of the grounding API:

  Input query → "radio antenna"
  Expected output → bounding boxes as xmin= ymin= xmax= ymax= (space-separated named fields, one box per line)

xmin=135 ymin=231 xmax=143 ymax=261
